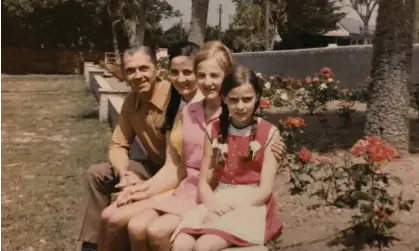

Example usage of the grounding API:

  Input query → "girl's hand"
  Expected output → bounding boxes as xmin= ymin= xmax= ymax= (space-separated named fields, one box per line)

xmin=203 ymin=211 xmax=220 ymax=224
xmin=207 ymin=201 xmax=233 ymax=216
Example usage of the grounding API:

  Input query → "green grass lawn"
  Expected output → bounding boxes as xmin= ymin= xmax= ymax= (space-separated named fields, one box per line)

xmin=1 ymin=75 xmax=111 ymax=250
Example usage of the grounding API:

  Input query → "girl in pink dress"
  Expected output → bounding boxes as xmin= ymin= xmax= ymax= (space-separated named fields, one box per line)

xmin=171 ymin=65 xmax=284 ymax=251
xmin=126 ymin=41 xmax=234 ymax=251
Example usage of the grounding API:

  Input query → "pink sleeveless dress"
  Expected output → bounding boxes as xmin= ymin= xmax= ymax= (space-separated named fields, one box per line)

xmin=172 ymin=119 xmax=283 ymax=246
xmin=146 ymin=100 xmax=221 ymax=216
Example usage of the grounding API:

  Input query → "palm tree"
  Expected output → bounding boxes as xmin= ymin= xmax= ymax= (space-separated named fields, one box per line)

xmin=364 ymin=0 xmax=416 ymax=155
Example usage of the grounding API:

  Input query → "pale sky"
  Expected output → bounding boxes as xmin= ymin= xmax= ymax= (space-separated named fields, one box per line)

xmin=161 ymin=0 xmax=378 ymax=30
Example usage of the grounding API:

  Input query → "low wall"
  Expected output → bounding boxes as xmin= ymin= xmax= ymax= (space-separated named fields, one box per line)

xmin=89 ymin=74 xmax=129 ymax=122
xmin=234 ymin=44 xmax=419 ymax=90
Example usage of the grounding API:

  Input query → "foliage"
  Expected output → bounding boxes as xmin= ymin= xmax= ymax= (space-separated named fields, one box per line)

xmin=230 ymin=0 xmax=346 ymax=51
xmin=2 ymin=0 xmax=179 ymax=50
xmin=230 ymin=0 xmax=281 ymax=51
xmin=2 ymin=0 xmax=112 ymax=50
xmin=279 ymin=0 xmax=346 ymax=49
xmin=343 ymin=137 xmax=413 ymax=248
xmin=258 ymin=67 xmax=340 ymax=115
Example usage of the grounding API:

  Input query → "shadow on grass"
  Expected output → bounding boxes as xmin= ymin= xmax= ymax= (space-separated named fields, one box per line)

xmin=72 ymin=108 xmax=99 ymax=120
xmin=263 ymin=110 xmax=419 ymax=154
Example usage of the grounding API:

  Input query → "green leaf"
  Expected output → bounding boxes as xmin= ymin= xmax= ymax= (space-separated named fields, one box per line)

xmin=353 ymin=191 xmax=371 ymax=201
xmin=399 ymin=200 xmax=415 ymax=211
xmin=382 ymin=175 xmax=389 ymax=184
xmin=335 ymin=170 xmax=346 ymax=180
xmin=360 ymin=201 xmax=373 ymax=213
xmin=384 ymin=207 xmax=395 ymax=216
xmin=389 ymin=176 xmax=403 ymax=185
xmin=383 ymin=219 xmax=397 ymax=229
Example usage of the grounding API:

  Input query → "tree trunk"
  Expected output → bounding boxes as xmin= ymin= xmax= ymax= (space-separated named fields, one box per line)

xmin=364 ymin=0 xmax=415 ymax=155
xmin=362 ymin=23 xmax=369 ymax=44
xmin=111 ymin=20 xmax=120 ymax=63
xmin=126 ymin=18 xmax=139 ymax=47
xmin=413 ymin=0 xmax=419 ymax=43
xmin=125 ymin=0 xmax=147 ymax=47
xmin=188 ymin=0 xmax=209 ymax=45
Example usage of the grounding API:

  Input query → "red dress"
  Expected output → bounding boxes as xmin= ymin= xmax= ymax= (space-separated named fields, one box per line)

xmin=172 ymin=118 xmax=283 ymax=246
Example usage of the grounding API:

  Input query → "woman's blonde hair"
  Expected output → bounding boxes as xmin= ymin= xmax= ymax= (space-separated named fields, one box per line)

xmin=194 ymin=41 xmax=234 ymax=74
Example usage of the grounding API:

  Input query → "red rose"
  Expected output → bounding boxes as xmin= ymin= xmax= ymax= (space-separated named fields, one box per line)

xmin=298 ymin=148 xmax=312 ymax=162
xmin=315 ymin=155 xmax=333 ymax=164
xmin=321 ymin=67 xmax=332 ymax=75
xmin=284 ymin=117 xmax=306 ymax=128
xmin=260 ymin=99 xmax=270 ymax=109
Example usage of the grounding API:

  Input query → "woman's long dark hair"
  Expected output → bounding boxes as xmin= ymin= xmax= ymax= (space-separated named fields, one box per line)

xmin=161 ymin=41 xmax=200 ymax=133
xmin=217 ymin=65 xmax=263 ymax=157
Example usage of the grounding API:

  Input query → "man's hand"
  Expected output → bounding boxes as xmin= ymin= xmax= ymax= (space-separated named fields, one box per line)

xmin=271 ymin=138 xmax=287 ymax=161
xmin=116 ymin=182 xmax=152 ymax=207
xmin=115 ymin=171 xmax=142 ymax=190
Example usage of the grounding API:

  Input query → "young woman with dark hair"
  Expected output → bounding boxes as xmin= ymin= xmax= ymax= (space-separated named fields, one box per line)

xmin=97 ymin=41 xmax=202 ymax=251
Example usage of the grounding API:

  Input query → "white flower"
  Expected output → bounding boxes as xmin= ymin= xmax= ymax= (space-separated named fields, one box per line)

xmin=280 ymin=93 xmax=289 ymax=101
xmin=327 ymin=78 xmax=334 ymax=83
xmin=249 ymin=140 xmax=261 ymax=159
xmin=264 ymin=82 xmax=271 ymax=90
xmin=212 ymin=139 xmax=228 ymax=154
xmin=320 ymin=83 xmax=327 ymax=90
xmin=219 ymin=143 xmax=228 ymax=154
xmin=211 ymin=139 xmax=219 ymax=148
xmin=256 ymin=72 xmax=262 ymax=78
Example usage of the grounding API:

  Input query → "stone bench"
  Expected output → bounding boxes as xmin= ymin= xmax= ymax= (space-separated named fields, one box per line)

xmin=84 ymin=63 xmax=107 ymax=89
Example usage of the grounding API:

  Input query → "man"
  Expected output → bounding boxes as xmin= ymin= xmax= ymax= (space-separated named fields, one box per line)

xmin=73 ymin=46 xmax=170 ymax=251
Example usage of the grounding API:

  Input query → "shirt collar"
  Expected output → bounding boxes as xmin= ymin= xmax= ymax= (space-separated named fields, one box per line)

xmin=134 ymin=79 xmax=170 ymax=111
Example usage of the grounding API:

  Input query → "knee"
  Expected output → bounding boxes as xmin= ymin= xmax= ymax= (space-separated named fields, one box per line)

xmin=107 ymin=211 xmax=129 ymax=230
xmin=85 ymin=163 xmax=109 ymax=183
xmin=172 ymin=236 xmax=194 ymax=251
xmin=193 ymin=240 xmax=218 ymax=251
xmin=127 ymin=216 xmax=149 ymax=241
xmin=100 ymin=205 xmax=115 ymax=223
xmin=146 ymin=220 xmax=170 ymax=243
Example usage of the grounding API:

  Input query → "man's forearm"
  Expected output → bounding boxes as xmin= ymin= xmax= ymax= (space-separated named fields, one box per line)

xmin=109 ymin=147 xmax=130 ymax=175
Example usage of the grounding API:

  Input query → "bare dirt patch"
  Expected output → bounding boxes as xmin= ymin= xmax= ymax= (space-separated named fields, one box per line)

xmin=263 ymin=106 xmax=419 ymax=251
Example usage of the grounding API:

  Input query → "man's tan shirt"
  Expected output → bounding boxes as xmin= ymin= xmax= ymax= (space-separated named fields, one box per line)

xmin=109 ymin=80 xmax=171 ymax=173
